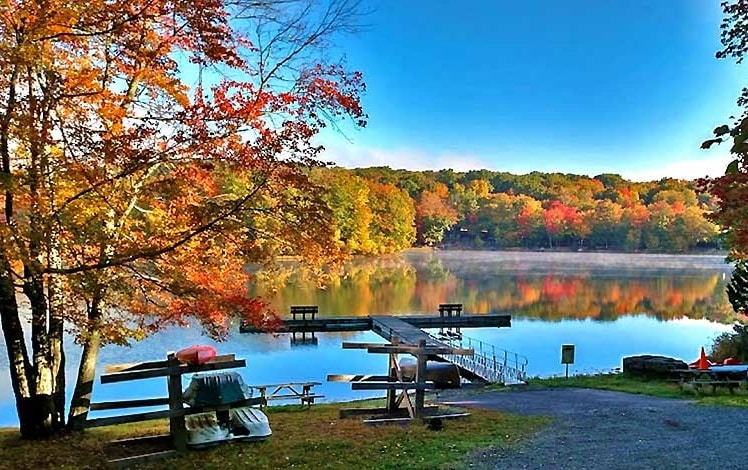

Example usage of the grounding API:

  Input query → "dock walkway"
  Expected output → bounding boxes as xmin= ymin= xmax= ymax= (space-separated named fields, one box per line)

xmin=370 ymin=315 xmax=449 ymax=347
xmin=240 ymin=305 xmax=520 ymax=384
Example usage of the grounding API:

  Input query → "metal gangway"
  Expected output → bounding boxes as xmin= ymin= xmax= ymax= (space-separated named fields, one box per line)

xmin=432 ymin=332 xmax=528 ymax=384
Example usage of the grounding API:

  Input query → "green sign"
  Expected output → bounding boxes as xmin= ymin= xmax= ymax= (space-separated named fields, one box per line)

xmin=561 ymin=344 xmax=575 ymax=364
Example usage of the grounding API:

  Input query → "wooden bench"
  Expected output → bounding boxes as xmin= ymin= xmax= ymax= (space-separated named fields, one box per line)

xmin=250 ymin=382 xmax=323 ymax=407
xmin=289 ymin=306 xmax=319 ymax=346
xmin=291 ymin=306 xmax=318 ymax=322
xmin=680 ymin=380 xmax=743 ymax=395
xmin=438 ymin=303 xmax=463 ymax=339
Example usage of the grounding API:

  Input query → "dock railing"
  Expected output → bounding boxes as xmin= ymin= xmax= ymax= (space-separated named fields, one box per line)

xmin=433 ymin=333 xmax=528 ymax=384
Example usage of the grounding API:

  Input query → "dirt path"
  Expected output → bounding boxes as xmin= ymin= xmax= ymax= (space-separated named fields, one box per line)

xmin=437 ymin=386 xmax=748 ymax=469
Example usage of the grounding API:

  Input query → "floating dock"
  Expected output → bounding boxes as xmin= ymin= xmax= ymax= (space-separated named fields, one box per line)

xmin=239 ymin=313 xmax=511 ymax=334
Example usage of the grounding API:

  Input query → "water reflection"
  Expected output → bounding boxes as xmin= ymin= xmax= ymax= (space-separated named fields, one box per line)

xmin=255 ymin=251 xmax=734 ymax=323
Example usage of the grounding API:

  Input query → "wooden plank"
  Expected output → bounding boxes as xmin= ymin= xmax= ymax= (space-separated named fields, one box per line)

xmin=366 ymin=346 xmax=473 ymax=355
xmin=386 ymin=352 xmax=397 ymax=413
xmin=101 ymin=366 xmax=175 ymax=383
xmin=327 ymin=374 xmax=389 ymax=382
xmin=181 ymin=359 xmax=246 ymax=374
xmin=424 ymin=412 xmax=472 ymax=420
xmin=203 ymin=354 xmax=236 ymax=364
xmin=371 ymin=315 xmax=434 ymax=345
xmin=341 ymin=342 xmax=390 ymax=349
xmin=363 ymin=417 xmax=415 ymax=425
xmin=300 ymin=395 xmax=324 ymax=402
xmin=240 ymin=313 xmax=511 ymax=334
xmin=90 ymin=397 xmax=170 ymax=411
xmin=291 ymin=306 xmax=318 ymax=315
xmin=85 ymin=409 xmax=178 ymax=428
xmin=250 ymin=381 xmax=321 ymax=388
xmin=404 ymin=314 xmax=511 ymax=329
xmin=362 ymin=412 xmax=471 ymax=426
xmin=439 ymin=303 xmax=463 ymax=309
xmin=104 ymin=354 xmax=236 ymax=374
xmin=351 ymin=381 xmax=435 ymax=390
xmin=101 ymin=359 xmax=246 ymax=384
xmin=339 ymin=407 xmax=393 ymax=418
xmin=415 ymin=339 xmax=427 ymax=416
xmin=104 ymin=360 xmax=169 ymax=374
xmin=167 ymin=353 xmax=187 ymax=453
xmin=339 ymin=405 xmax=441 ymax=419
xmin=87 ymin=398 xmax=266 ymax=428
xmin=241 ymin=317 xmax=372 ymax=333
xmin=265 ymin=394 xmax=310 ymax=400
xmin=108 ymin=450 xmax=178 ymax=468
xmin=107 ymin=434 xmax=171 ymax=446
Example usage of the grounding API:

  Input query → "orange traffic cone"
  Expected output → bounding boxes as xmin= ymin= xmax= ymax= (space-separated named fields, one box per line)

xmin=698 ymin=346 xmax=710 ymax=370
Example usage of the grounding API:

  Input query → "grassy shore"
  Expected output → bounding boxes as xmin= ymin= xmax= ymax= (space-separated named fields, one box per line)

xmin=0 ymin=402 xmax=548 ymax=470
xmin=7 ymin=374 xmax=745 ymax=469
xmin=529 ymin=373 xmax=748 ymax=407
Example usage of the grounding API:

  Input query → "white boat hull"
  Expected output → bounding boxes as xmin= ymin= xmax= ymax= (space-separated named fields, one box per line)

xmin=185 ymin=407 xmax=272 ymax=448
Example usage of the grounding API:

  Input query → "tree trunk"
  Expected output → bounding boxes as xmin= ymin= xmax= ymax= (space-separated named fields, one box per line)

xmin=26 ymin=271 xmax=57 ymax=438
xmin=46 ymin=134 xmax=67 ymax=431
xmin=48 ymin=272 xmax=66 ymax=431
xmin=0 ymin=262 xmax=34 ymax=437
xmin=67 ymin=309 xmax=102 ymax=431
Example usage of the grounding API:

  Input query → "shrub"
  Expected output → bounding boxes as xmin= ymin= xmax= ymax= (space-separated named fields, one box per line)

xmin=710 ymin=323 xmax=748 ymax=363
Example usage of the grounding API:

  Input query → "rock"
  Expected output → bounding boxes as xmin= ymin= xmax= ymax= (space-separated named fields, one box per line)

xmin=622 ymin=355 xmax=688 ymax=378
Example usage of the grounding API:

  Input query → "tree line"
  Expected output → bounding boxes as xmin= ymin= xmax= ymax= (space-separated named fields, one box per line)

xmin=311 ymin=167 xmax=720 ymax=255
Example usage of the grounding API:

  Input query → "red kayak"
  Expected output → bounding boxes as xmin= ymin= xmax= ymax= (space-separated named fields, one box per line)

xmin=177 ymin=345 xmax=217 ymax=365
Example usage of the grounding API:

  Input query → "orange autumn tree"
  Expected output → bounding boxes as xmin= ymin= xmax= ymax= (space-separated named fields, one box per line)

xmin=0 ymin=0 xmax=365 ymax=438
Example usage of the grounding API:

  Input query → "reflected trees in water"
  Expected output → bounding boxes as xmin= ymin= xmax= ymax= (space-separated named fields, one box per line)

xmin=251 ymin=252 xmax=734 ymax=324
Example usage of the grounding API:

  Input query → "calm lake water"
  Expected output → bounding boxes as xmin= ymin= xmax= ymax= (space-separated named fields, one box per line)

xmin=0 ymin=251 xmax=737 ymax=427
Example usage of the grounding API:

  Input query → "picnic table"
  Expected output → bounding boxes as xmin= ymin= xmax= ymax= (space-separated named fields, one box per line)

xmin=249 ymin=382 xmax=323 ymax=407
xmin=674 ymin=366 xmax=747 ymax=394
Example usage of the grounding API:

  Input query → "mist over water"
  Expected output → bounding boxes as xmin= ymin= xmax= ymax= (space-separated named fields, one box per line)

xmin=0 ymin=251 xmax=735 ymax=427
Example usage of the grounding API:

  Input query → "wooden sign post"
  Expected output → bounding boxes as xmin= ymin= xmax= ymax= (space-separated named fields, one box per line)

xmin=561 ymin=344 xmax=575 ymax=378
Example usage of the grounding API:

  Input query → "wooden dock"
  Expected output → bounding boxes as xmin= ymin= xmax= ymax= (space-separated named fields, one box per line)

xmin=241 ymin=304 xmax=519 ymax=385
xmin=239 ymin=313 xmax=510 ymax=334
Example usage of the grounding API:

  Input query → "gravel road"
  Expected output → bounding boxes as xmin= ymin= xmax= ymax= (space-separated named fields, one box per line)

xmin=437 ymin=387 xmax=748 ymax=470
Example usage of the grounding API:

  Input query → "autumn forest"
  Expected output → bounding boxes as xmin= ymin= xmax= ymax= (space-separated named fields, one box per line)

xmin=311 ymin=166 xmax=720 ymax=255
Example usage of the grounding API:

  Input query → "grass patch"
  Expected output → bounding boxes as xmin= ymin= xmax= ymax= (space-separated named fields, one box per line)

xmin=529 ymin=373 xmax=748 ymax=407
xmin=0 ymin=402 xmax=548 ymax=470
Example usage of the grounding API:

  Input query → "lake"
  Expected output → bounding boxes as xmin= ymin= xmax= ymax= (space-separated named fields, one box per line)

xmin=0 ymin=251 xmax=737 ymax=427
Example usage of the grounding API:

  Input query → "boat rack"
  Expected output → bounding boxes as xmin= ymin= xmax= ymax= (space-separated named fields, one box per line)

xmin=85 ymin=352 xmax=263 ymax=467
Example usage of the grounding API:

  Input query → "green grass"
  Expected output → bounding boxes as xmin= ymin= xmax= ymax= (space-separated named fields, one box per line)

xmin=0 ymin=402 xmax=548 ymax=470
xmin=528 ymin=373 xmax=748 ymax=407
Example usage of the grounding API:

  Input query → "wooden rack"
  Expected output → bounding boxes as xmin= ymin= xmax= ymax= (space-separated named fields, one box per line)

xmin=86 ymin=352 xmax=263 ymax=467
xmin=329 ymin=339 xmax=472 ymax=425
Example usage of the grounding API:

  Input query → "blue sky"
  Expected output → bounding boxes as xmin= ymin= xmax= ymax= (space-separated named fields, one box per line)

xmin=317 ymin=0 xmax=744 ymax=181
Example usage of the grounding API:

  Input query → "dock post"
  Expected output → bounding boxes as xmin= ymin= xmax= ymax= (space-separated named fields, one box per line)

xmin=456 ymin=304 xmax=462 ymax=338
xmin=166 ymin=352 xmax=187 ymax=453
xmin=415 ymin=339 xmax=427 ymax=418
xmin=386 ymin=337 xmax=398 ymax=414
